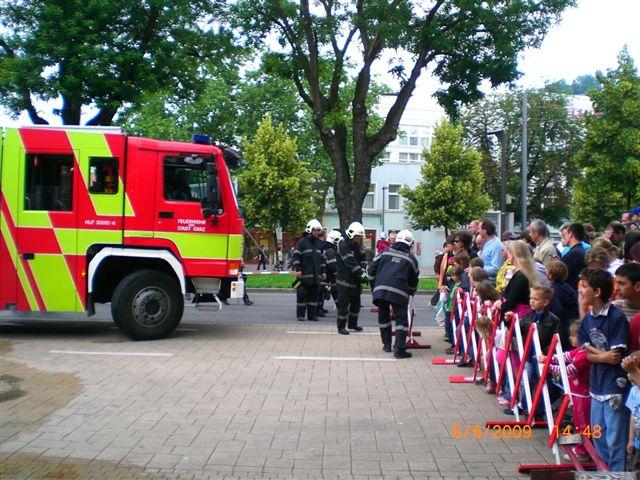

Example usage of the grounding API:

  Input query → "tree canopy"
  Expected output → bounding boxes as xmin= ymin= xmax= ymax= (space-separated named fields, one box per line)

xmin=0 ymin=0 xmax=238 ymax=125
xmin=462 ymin=89 xmax=584 ymax=226
xmin=237 ymin=115 xmax=318 ymax=237
xmin=228 ymin=0 xmax=574 ymax=229
xmin=572 ymin=49 xmax=640 ymax=230
xmin=402 ymin=121 xmax=491 ymax=232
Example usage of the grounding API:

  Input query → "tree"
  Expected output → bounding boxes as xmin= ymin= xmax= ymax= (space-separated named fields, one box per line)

xmin=402 ymin=121 xmax=491 ymax=233
xmin=0 ymin=0 xmax=237 ymax=125
xmin=572 ymin=49 xmax=640 ymax=230
xmin=461 ymin=89 xmax=584 ymax=226
xmin=229 ymin=0 xmax=574 ymax=229
xmin=238 ymin=116 xmax=318 ymax=256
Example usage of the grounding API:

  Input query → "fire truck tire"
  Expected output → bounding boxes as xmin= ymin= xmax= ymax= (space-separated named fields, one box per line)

xmin=111 ymin=270 xmax=184 ymax=340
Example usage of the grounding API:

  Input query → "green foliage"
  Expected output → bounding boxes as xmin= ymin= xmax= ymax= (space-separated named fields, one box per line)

xmin=545 ymin=74 xmax=601 ymax=95
xmin=228 ymin=0 xmax=574 ymax=227
xmin=461 ymin=89 xmax=584 ymax=226
xmin=0 ymin=0 xmax=238 ymax=125
xmin=403 ymin=122 xmax=491 ymax=231
xmin=238 ymin=116 xmax=318 ymax=233
xmin=572 ymin=49 xmax=640 ymax=230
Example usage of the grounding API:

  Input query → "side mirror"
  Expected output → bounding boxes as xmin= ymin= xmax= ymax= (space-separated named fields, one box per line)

xmin=222 ymin=147 xmax=242 ymax=169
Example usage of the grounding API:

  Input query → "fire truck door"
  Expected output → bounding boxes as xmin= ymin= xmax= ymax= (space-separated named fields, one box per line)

xmin=16 ymin=150 xmax=80 ymax=311
xmin=155 ymin=154 xmax=229 ymax=273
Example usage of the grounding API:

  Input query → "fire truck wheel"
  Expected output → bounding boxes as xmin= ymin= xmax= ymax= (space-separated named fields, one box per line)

xmin=111 ymin=270 xmax=184 ymax=340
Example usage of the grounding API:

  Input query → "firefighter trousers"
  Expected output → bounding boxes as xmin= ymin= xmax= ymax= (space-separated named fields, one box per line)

xmin=377 ymin=300 xmax=408 ymax=350
xmin=296 ymin=283 xmax=320 ymax=320
xmin=336 ymin=287 xmax=361 ymax=330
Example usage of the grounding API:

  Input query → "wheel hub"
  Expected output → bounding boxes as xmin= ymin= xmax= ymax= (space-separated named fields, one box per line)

xmin=131 ymin=287 xmax=169 ymax=327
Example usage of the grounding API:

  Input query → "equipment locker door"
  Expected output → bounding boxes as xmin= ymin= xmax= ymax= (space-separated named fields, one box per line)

xmin=16 ymin=149 xmax=80 ymax=311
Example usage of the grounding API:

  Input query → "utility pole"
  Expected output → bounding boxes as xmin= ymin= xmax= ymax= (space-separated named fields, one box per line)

xmin=487 ymin=128 xmax=506 ymax=234
xmin=381 ymin=186 xmax=387 ymax=235
xmin=521 ymin=91 xmax=528 ymax=231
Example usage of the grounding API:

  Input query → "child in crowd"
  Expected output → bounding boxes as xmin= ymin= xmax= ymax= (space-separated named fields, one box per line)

xmin=469 ymin=266 xmax=490 ymax=285
xmin=577 ymin=268 xmax=630 ymax=472
xmin=475 ymin=315 xmax=496 ymax=391
xmin=613 ymin=263 xmax=640 ymax=321
xmin=505 ymin=286 xmax=559 ymax=417
xmin=444 ymin=266 xmax=464 ymax=355
xmin=547 ymin=260 xmax=579 ymax=350
xmin=627 ymin=368 xmax=640 ymax=470
xmin=474 ymin=280 xmax=501 ymax=304
xmin=470 ymin=257 xmax=484 ymax=269
xmin=454 ymin=251 xmax=471 ymax=292
xmin=539 ymin=320 xmax=591 ymax=461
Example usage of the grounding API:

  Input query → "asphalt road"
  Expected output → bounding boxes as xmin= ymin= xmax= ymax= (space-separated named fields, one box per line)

xmin=0 ymin=291 xmax=439 ymax=336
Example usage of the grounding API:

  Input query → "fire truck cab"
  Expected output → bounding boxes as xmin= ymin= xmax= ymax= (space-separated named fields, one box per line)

xmin=0 ymin=126 xmax=243 ymax=340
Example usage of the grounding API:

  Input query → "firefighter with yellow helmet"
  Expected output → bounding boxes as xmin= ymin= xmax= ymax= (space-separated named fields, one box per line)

xmin=335 ymin=221 xmax=368 ymax=334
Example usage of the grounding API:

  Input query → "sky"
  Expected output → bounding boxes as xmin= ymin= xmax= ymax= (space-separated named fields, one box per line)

xmin=1 ymin=0 xmax=640 ymax=126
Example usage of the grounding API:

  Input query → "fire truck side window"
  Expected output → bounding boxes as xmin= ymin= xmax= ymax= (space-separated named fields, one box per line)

xmin=24 ymin=154 xmax=74 ymax=211
xmin=88 ymin=157 xmax=118 ymax=194
xmin=163 ymin=156 xmax=217 ymax=208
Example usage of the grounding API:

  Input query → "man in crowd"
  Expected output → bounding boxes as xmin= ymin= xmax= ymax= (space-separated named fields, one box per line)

xmin=292 ymin=219 xmax=326 ymax=321
xmin=479 ymin=219 xmax=502 ymax=283
xmin=388 ymin=230 xmax=397 ymax=245
xmin=529 ymin=219 xmax=558 ymax=267
xmin=336 ymin=222 xmax=368 ymax=335
xmin=368 ymin=230 xmax=419 ymax=359
xmin=605 ymin=221 xmax=627 ymax=252
xmin=469 ymin=219 xmax=481 ymax=255
xmin=561 ymin=223 xmax=588 ymax=291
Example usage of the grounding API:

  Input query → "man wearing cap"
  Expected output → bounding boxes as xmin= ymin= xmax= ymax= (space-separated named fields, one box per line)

xmin=376 ymin=232 xmax=390 ymax=254
xmin=368 ymin=229 xmax=420 ymax=359
xmin=336 ymin=222 xmax=368 ymax=335
xmin=292 ymin=219 xmax=326 ymax=321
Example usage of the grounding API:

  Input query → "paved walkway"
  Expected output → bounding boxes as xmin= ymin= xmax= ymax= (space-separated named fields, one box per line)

xmin=0 ymin=321 xmax=553 ymax=479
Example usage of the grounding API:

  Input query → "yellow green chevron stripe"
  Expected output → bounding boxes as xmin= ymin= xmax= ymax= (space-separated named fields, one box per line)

xmin=124 ymin=231 xmax=242 ymax=260
xmin=0 ymin=212 xmax=39 ymax=310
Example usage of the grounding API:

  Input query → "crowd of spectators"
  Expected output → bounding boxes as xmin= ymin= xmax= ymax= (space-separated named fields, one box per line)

xmin=435 ymin=206 xmax=640 ymax=471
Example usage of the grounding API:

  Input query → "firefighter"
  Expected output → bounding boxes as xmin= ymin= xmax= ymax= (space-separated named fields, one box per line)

xmin=316 ymin=229 xmax=329 ymax=317
xmin=367 ymin=229 xmax=419 ymax=359
xmin=322 ymin=229 xmax=342 ymax=310
xmin=292 ymin=219 xmax=326 ymax=321
xmin=336 ymin=221 xmax=368 ymax=335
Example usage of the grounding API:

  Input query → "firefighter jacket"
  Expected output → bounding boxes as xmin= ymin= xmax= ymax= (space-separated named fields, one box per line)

xmin=292 ymin=234 xmax=325 ymax=285
xmin=324 ymin=243 xmax=338 ymax=284
xmin=336 ymin=237 xmax=367 ymax=292
xmin=367 ymin=242 xmax=419 ymax=306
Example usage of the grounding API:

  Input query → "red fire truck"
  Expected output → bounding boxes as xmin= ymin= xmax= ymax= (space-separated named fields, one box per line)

xmin=0 ymin=126 xmax=243 ymax=339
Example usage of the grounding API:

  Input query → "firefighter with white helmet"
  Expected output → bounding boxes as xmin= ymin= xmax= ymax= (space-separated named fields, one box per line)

xmin=320 ymin=229 xmax=343 ymax=311
xmin=367 ymin=228 xmax=419 ymax=358
xmin=335 ymin=221 xmax=368 ymax=334
xmin=292 ymin=219 xmax=326 ymax=321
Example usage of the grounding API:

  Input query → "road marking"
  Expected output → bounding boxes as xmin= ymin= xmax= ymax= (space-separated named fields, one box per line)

xmin=274 ymin=355 xmax=397 ymax=362
xmin=286 ymin=330 xmax=379 ymax=335
xmin=50 ymin=350 xmax=173 ymax=357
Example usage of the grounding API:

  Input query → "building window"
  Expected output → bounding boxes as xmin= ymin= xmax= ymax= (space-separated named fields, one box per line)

xmin=398 ymin=152 xmax=421 ymax=162
xmin=24 ymin=153 xmax=74 ymax=211
xmin=363 ymin=183 xmax=375 ymax=210
xmin=388 ymin=184 xmax=401 ymax=210
xmin=398 ymin=134 xmax=408 ymax=146
xmin=380 ymin=150 xmax=390 ymax=161
xmin=88 ymin=157 xmax=118 ymax=194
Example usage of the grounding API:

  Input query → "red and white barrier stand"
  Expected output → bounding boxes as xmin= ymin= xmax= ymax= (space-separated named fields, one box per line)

xmin=449 ymin=295 xmax=482 ymax=383
xmin=519 ymin=333 xmax=607 ymax=475
xmin=405 ymin=295 xmax=431 ymax=349
xmin=432 ymin=289 xmax=466 ymax=365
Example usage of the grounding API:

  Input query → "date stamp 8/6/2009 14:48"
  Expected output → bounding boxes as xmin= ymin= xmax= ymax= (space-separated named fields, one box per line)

xmin=451 ymin=424 xmax=602 ymax=441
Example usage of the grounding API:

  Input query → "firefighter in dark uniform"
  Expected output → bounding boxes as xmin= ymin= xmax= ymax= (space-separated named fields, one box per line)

xmin=316 ymin=229 xmax=329 ymax=317
xmin=322 ymin=230 xmax=342 ymax=310
xmin=292 ymin=219 xmax=326 ymax=321
xmin=336 ymin=222 xmax=368 ymax=335
xmin=367 ymin=229 xmax=419 ymax=358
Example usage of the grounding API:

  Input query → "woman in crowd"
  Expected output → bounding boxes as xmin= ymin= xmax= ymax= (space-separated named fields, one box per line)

xmin=494 ymin=241 xmax=541 ymax=318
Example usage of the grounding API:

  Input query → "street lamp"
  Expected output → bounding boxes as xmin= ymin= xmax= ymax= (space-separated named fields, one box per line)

xmin=486 ymin=127 xmax=507 ymax=234
xmin=381 ymin=186 xmax=388 ymax=235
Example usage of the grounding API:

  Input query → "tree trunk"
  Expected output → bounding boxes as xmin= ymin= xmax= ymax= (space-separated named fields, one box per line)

xmin=60 ymin=93 xmax=82 ymax=125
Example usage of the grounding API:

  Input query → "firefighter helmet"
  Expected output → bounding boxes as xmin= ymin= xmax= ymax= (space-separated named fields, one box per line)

xmin=305 ymin=219 xmax=322 ymax=233
xmin=327 ymin=230 xmax=343 ymax=246
xmin=346 ymin=221 xmax=365 ymax=239
xmin=396 ymin=229 xmax=414 ymax=246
